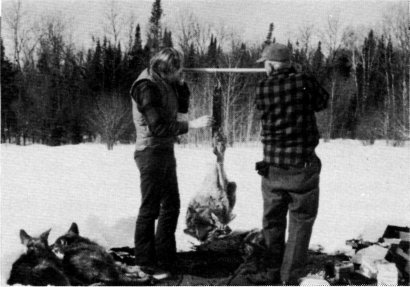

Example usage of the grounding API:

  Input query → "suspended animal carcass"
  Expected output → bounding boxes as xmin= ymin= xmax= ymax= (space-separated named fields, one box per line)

xmin=184 ymin=131 xmax=237 ymax=242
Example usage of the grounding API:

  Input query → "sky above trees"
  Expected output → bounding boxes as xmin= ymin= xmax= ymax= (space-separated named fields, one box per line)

xmin=1 ymin=0 xmax=405 ymax=58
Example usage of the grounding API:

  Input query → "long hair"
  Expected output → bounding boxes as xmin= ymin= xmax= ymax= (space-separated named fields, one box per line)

xmin=149 ymin=48 xmax=184 ymax=77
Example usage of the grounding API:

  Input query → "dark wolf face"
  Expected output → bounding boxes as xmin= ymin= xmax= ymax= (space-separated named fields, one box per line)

xmin=51 ymin=222 xmax=81 ymax=258
xmin=184 ymin=207 xmax=233 ymax=242
xmin=20 ymin=229 xmax=51 ymax=256
xmin=9 ymin=229 xmax=71 ymax=286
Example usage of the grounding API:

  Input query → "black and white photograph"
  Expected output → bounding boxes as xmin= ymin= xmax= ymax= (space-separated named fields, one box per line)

xmin=1 ymin=0 xmax=409 ymax=285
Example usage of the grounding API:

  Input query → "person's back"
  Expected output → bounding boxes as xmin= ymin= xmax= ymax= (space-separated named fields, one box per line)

xmin=256 ymin=65 xmax=328 ymax=167
xmin=253 ymin=43 xmax=329 ymax=285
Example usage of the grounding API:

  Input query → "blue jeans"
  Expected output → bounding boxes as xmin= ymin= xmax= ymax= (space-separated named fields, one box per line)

xmin=134 ymin=147 xmax=180 ymax=268
xmin=261 ymin=155 xmax=321 ymax=283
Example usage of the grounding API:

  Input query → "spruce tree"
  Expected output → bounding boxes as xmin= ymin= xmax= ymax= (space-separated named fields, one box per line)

xmin=114 ymin=42 xmax=122 ymax=90
xmin=312 ymin=41 xmax=325 ymax=82
xmin=133 ymin=24 xmax=142 ymax=51
xmin=1 ymin=39 xmax=18 ymax=143
xmin=207 ymin=35 xmax=218 ymax=67
xmin=128 ymin=24 xmax=147 ymax=81
xmin=103 ymin=38 xmax=114 ymax=92
xmin=361 ymin=30 xmax=376 ymax=113
xmin=287 ymin=40 xmax=293 ymax=56
xmin=265 ymin=23 xmax=274 ymax=45
xmin=89 ymin=39 xmax=103 ymax=93
xmin=186 ymin=43 xmax=196 ymax=68
xmin=147 ymin=0 xmax=163 ymax=54
xmin=162 ymin=29 xmax=173 ymax=48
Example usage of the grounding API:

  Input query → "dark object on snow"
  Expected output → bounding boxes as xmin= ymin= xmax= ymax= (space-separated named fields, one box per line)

xmin=399 ymin=240 xmax=410 ymax=253
xmin=52 ymin=222 xmax=154 ymax=286
xmin=324 ymin=261 xmax=335 ymax=278
xmin=346 ymin=238 xmax=374 ymax=252
xmin=110 ymin=247 xmax=136 ymax=266
xmin=346 ymin=271 xmax=377 ymax=285
xmin=109 ymin=232 xmax=387 ymax=286
xmin=110 ymin=245 xmax=243 ymax=284
xmin=385 ymin=241 xmax=410 ymax=284
xmin=255 ymin=161 xmax=269 ymax=177
xmin=195 ymin=229 xmax=261 ymax=255
xmin=8 ymin=229 xmax=70 ymax=286
xmin=382 ymin=225 xmax=410 ymax=239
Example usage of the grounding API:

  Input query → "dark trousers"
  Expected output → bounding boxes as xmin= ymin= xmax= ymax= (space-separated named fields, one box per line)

xmin=134 ymin=148 xmax=180 ymax=268
xmin=261 ymin=155 xmax=321 ymax=283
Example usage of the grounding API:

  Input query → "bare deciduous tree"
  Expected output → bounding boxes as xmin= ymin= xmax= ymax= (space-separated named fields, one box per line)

xmin=87 ymin=93 xmax=131 ymax=150
xmin=219 ymin=57 xmax=252 ymax=145
xmin=296 ymin=22 xmax=316 ymax=56
xmin=172 ymin=9 xmax=213 ymax=54
xmin=103 ymin=0 xmax=123 ymax=46
xmin=382 ymin=4 xmax=410 ymax=139
xmin=3 ymin=0 xmax=34 ymax=144
xmin=321 ymin=11 xmax=343 ymax=140
xmin=126 ymin=12 xmax=137 ymax=52
xmin=4 ymin=0 xmax=25 ymax=70
xmin=341 ymin=25 xmax=367 ymax=122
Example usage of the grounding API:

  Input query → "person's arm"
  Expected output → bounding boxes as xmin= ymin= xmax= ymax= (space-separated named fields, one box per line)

xmin=306 ymin=76 xmax=329 ymax=112
xmin=132 ymin=81 xmax=188 ymax=137
xmin=172 ymin=80 xmax=213 ymax=129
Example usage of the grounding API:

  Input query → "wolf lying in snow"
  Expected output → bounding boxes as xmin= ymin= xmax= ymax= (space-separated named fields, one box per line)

xmin=185 ymin=132 xmax=237 ymax=242
xmin=52 ymin=222 xmax=154 ymax=285
xmin=8 ymin=229 xmax=71 ymax=286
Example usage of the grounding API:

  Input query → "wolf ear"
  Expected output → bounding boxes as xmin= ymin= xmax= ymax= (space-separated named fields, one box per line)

xmin=68 ymin=222 xmax=79 ymax=235
xmin=20 ymin=230 xmax=31 ymax=245
xmin=40 ymin=228 xmax=52 ymax=241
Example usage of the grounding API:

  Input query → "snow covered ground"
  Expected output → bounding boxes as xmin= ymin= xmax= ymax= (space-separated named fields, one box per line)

xmin=1 ymin=140 xmax=409 ymax=284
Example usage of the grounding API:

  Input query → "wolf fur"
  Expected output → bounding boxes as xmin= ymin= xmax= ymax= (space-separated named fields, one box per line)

xmin=7 ymin=229 xmax=71 ymax=286
xmin=185 ymin=132 xmax=237 ymax=241
xmin=52 ymin=222 xmax=154 ymax=286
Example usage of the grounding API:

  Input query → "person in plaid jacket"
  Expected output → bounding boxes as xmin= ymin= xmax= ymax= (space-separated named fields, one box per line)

xmin=254 ymin=42 xmax=329 ymax=285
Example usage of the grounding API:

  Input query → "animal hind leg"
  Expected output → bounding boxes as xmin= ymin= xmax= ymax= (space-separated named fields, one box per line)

xmin=216 ymin=162 xmax=228 ymax=191
xmin=227 ymin=182 xmax=237 ymax=210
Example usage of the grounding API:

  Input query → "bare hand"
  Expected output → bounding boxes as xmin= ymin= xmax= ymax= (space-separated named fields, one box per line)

xmin=189 ymin=115 xmax=213 ymax=129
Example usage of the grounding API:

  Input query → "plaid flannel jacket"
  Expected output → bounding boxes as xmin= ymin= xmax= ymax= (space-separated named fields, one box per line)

xmin=255 ymin=67 xmax=329 ymax=166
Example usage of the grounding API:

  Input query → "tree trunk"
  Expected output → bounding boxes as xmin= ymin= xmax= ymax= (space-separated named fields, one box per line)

xmin=245 ymin=99 xmax=254 ymax=142
xmin=405 ymin=76 xmax=410 ymax=139
xmin=385 ymin=71 xmax=391 ymax=142
xmin=231 ymin=113 xmax=235 ymax=147
xmin=327 ymin=78 xmax=336 ymax=141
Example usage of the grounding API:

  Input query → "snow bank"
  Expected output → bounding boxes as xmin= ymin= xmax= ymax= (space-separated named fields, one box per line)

xmin=1 ymin=140 xmax=409 ymax=284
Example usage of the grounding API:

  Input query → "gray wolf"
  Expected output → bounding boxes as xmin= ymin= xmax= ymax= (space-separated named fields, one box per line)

xmin=52 ymin=222 xmax=154 ymax=285
xmin=8 ymin=229 xmax=71 ymax=286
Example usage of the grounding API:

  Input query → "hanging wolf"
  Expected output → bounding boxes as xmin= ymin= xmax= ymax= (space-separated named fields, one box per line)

xmin=185 ymin=131 xmax=237 ymax=242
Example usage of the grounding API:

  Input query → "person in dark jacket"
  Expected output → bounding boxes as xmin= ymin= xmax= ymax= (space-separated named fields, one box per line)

xmin=253 ymin=43 xmax=329 ymax=285
xmin=130 ymin=48 xmax=212 ymax=279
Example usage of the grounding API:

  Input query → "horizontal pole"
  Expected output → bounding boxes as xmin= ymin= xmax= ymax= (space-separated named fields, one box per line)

xmin=183 ymin=68 xmax=266 ymax=73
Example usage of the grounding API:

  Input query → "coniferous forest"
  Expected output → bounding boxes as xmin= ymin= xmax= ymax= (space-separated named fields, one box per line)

xmin=1 ymin=0 xmax=409 ymax=148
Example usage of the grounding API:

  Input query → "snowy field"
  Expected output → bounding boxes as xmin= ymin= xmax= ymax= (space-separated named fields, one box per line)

xmin=1 ymin=140 xmax=410 ymax=284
